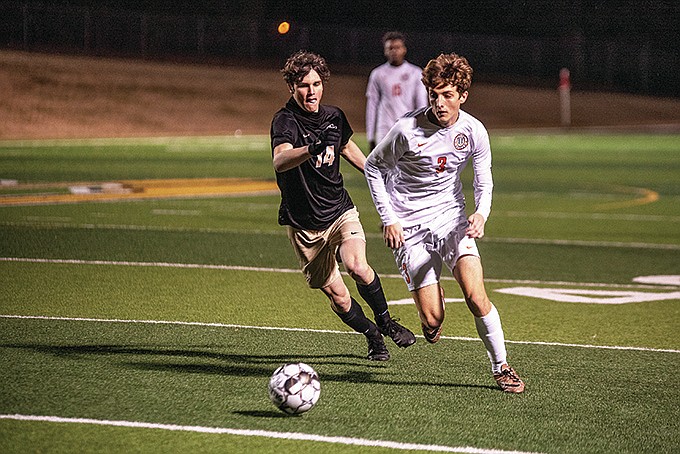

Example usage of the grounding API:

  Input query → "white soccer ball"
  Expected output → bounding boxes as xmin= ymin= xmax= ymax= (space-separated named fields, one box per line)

xmin=268 ymin=362 xmax=321 ymax=415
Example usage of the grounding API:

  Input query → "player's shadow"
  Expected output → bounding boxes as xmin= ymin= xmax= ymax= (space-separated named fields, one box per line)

xmin=234 ymin=410 xmax=290 ymax=418
xmin=2 ymin=342 xmax=497 ymax=391
xmin=234 ymin=410 xmax=300 ymax=418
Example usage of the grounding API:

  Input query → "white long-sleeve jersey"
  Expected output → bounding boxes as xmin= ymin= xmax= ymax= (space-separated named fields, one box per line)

xmin=365 ymin=107 xmax=493 ymax=229
xmin=365 ymin=61 xmax=428 ymax=144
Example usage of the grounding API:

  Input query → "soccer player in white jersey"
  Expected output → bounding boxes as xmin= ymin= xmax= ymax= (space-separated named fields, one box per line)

xmin=364 ymin=53 xmax=525 ymax=393
xmin=365 ymin=32 xmax=428 ymax=151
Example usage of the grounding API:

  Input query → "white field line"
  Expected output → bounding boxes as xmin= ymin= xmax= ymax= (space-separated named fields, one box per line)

xmin=2 ymin=220 xmax=678 ymax=250
xmin=1 ymin=314 xmax=678 ymax=354
xmin=2 ymin=256 xmax=678 ymax=290
xmin=498 ymin=211 xmax=680 ymax=223
xmin=0 ymin=221 xmax=286 ymax=235
xmin=0 ymin=414 xmax=542 ymax=454
xmin=0 ymin=256 xmax=299 ymax=274
xmin=488 ymin=236 xmax=680 ymax=250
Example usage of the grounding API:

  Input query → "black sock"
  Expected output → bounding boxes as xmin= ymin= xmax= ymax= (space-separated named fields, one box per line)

xmin=335 ymin=297 xmax=380 ymax=337
xmin=356 ymin=272 xmax=390 ymax=324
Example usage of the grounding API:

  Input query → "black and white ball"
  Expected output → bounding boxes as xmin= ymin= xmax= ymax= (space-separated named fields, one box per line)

xmin=268 ymin=362 xmax=321 ymax=415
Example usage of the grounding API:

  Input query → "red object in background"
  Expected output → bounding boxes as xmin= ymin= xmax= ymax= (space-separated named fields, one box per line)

xmin=559 ymin=68 xmax=571 ymax=127
xmin=559 ymin=68 xmax=571 ymax=89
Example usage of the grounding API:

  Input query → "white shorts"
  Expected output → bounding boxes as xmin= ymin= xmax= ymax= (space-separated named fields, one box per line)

xmin=393 ymin=212 xmax=480 ymax=291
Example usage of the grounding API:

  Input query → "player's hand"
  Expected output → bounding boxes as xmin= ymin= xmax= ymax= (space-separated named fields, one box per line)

xmin=308 ymin=126 xmax=341 ymax=156
xmin=383 ymin=222 xmax=405 ymax=249
xmin=466 ymin=213 xmax=486 ymax=239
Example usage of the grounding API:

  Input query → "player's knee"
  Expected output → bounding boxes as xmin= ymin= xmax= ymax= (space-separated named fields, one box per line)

xmin=321 ymin=280 xmax=352 ymax=313
xmin=324 ymin=288 xmax=352 ymax=313
xmin=329 ymin=295 xmax=352 ymax=313
xmin=421 ymin=310 xmax=444 ymax=329
xmin=345 ymin=260 xmax=372 ymax=284
xmin=465 ymin=294 xmax=491 ymax=317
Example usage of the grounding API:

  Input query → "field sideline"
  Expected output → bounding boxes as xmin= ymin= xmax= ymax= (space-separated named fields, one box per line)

xmin=1 ymin=133 xmax=679 ymax=453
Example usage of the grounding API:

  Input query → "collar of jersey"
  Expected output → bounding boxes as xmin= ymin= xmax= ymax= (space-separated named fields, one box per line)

xmin=286 ymin=97 xmax=323 ymax=120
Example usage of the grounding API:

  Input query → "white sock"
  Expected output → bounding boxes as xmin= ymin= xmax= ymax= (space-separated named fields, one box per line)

xmin=474 ymin=304 xmax=507 ymax=374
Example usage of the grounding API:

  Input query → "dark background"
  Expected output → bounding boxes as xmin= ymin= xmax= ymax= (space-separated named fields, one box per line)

xmin=2 ymin=0 xmax=679 ymax=96
xmin=16 ymin=0 xmax=678 ymax=39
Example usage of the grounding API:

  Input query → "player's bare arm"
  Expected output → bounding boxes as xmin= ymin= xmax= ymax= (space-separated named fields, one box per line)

xmin=340 ymin=139 xmax=367 ymax=173
xmin=272 ymin=142 xmax=316 ymax=173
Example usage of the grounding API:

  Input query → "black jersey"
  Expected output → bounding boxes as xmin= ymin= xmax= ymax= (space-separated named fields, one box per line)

xmin=271 ymin=98 xmax=355 ymax=230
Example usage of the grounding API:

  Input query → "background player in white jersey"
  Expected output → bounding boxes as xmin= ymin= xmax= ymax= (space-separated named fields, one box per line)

xmin=364 ymin=53 xmax=525 ymax=393
xmin=365 ymin=32 xmax=428 ymax=151
xmin=271 ymin=50 xmax=416 ymax=361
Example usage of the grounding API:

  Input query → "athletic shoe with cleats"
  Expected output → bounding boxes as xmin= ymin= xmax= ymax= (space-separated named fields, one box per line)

xmin=421 ymin=323 xmax=443 ymax=344
xmin=494 ymin=364 xmax=525 ymax=393
xmin=366 ymin=335 xmax=390 ymax=361
xmin=378 ymin=318 xmax=416 ymax=348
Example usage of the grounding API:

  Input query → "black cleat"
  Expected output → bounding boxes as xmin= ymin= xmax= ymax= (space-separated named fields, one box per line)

xmin=366 ymin=335 xmax=390 ymax=361
xmin=378 ymin=318 xmax=416 ymax=348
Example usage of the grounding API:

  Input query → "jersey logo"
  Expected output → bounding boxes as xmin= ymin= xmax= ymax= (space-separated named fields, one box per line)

xmin=453 ymin=133 xmax=469 ymax=150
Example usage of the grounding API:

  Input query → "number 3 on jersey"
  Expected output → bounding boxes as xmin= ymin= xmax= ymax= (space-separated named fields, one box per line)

xmin=314 ymin=146 xmax=336 ymax=168
xmin=436 ymin=156 xmax=447 ymax=173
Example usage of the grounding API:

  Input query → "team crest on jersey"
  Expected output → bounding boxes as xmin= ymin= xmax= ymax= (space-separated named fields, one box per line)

xmin=453 ymin=133 xmax=469 ymax=150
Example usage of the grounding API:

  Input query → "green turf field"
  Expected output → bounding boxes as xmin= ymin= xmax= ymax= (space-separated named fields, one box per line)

xmin=1 ymin=133 xmax=679 ymax=453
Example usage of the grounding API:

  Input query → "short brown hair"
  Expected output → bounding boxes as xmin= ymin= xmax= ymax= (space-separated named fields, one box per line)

xmin=381 ymin=31 xmax=405 ymax=45
xmin=421 ymin=53 xmax=473 ymax=94
xmin=281 ymin=50 xmax=331 ymax=87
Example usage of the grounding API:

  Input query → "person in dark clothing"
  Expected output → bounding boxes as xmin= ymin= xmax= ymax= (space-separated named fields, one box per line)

xmin=271 ymin=50 xmax=416 ymax=360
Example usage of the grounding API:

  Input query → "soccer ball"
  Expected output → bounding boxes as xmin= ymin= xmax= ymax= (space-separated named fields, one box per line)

xmin=268 ymin=362 xmax=321 ymax=415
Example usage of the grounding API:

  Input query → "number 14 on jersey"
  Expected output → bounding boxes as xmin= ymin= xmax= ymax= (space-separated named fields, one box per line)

xmin=314 ymin=146 xmax=336 ymax=168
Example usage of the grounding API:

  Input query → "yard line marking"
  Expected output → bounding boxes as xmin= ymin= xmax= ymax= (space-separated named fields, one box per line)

xmin=483 ymin=277 xmax=679 ymax=290
xmin=2 ymin=220 xmax=678 ymax=250
xmin=633 ymin=275 xmax=680 ymax=286
xmin=0 ymin=414 xmax=542 ymax=454
xmin=499 ymin=211 xmax=680 ymax=223
xmin=486 ymin=236 xmax=680 ymax=250
xmin=389 ymin=297 xmax=466 ymax=305
xmin=0 ymin=257 xmax=300 ymax=274
xmin=2 ymin=257 xmax=678 ymax=290
xmin=0 ymin=314 xmax=349 ymax=334
xmin=2 ymin=314 xmax=678 ymax=354
xmin=498 ymin=339 xmax=680 ymax=354
xmin=0 ymin=221 xmax=287 ymax=235
xmin=497 ymin=286 xmax=680 ymax=304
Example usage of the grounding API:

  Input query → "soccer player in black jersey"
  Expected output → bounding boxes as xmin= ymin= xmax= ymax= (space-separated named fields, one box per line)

xmin=271 ymin=50 xmax=416 ymax=360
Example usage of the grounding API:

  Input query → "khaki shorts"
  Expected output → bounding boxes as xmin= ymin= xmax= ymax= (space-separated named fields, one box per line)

xmin=287 ymin=207 xmax=366 ymax=289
